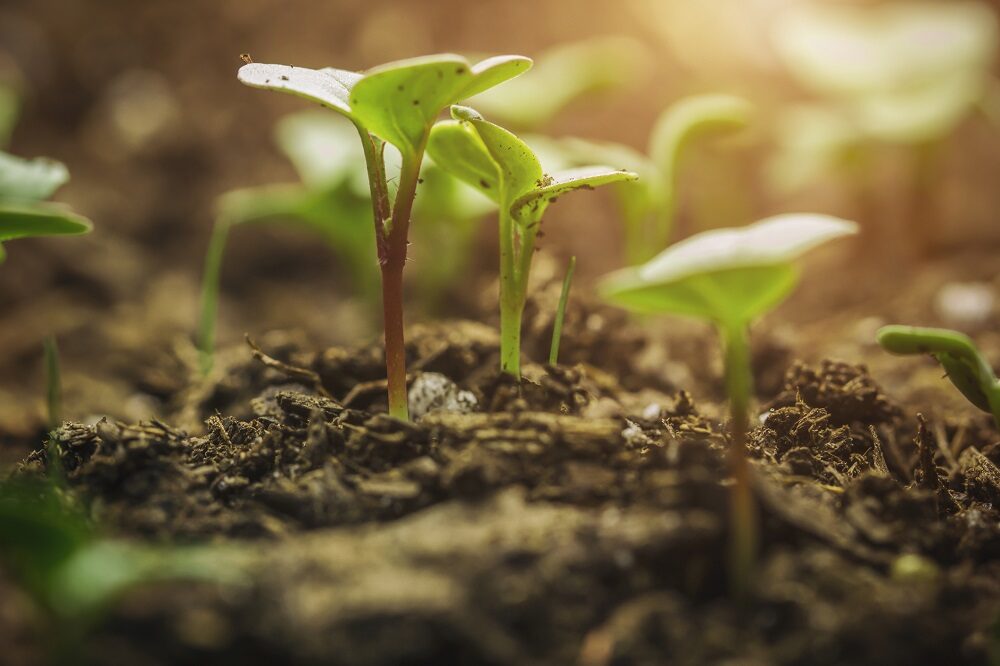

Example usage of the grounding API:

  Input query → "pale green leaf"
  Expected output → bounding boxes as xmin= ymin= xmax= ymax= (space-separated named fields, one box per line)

xmin=0 ymin=203 xmax=92 ymax=241
xmin=648 ymin=94 xmax=752 ymax=176
xmin=0 ymin=152 xmax=69 ymax=202
xmin=601 ymin=214 xmax=857 ymax=324
xmin=513 ymin=165 xmax=638 ymax=219
xmin=464 ymin=110 xmax=543 ymax=201
xmin=237 ymin=63 xmax=358 ymax=116
xmin=426 ymin=119 xmax=501 ymax=201
xmin=349 ymin=54 xmax=530 ymax=154
xmin=275 ymin=111 xmax=367 ymax=189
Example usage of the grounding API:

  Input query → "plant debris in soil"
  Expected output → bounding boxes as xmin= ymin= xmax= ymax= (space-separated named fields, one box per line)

xmin=6 ymin=323 xmax=1000 ymax=665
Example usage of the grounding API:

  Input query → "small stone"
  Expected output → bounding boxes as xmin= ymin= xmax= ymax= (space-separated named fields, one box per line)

xmin=408 ymin=372 xmax=478 ymax=420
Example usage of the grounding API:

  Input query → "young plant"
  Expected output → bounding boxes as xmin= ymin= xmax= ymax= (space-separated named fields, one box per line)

xmin=549 ymin=255 xmax=576 ymax=365
xmin=600 ymin=213 xmax=857 ymax=598
xmin=238 ymin=54 xmax=532 ymax=419
xmin=876 ymin=325 xmax=1000 ymax=428
xmin=427 ymin=105 xmax=637 ymax=377
xmin=0 ymin=151 xmax=91 ymax=263
xmin=557 ymin=94 xmax=752 ymax=264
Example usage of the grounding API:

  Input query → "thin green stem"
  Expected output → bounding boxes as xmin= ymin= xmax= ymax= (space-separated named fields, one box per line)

xmin=197 ymin=216 xmax=232 ymax=376
xmin=498 ymin=204 xmax=521 ymax=378
xmin=720 ymin=321 xmax=757 ymax=602
xmin=549 ymin=256 xmax=576 ymax=365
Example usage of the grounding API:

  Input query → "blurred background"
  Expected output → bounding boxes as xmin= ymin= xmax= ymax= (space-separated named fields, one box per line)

xmin=1 ymin=0 xmax=999 ymax=453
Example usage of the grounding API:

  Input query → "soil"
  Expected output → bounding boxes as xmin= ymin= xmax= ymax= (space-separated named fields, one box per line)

xmin=5 ymin=261 xmax=1000 ymax=665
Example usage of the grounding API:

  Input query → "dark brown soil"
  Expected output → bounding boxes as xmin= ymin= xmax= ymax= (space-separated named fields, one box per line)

xmin=7 ymin=307 xmax=1000 ymax=666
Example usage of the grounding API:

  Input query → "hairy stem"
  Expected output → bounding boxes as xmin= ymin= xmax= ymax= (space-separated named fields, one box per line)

xmin=198 ymin=217 xmax=232 ymax=376
xmin=721 ymin=322 xmax=757 ymax=602
xmin=379 ymin=148 xmax=425 ymax=420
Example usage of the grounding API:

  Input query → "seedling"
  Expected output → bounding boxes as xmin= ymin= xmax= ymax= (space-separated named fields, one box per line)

xmin=238 ymin=54 xmax=532 ymax=419
xmin=549 ymin=255 xmax=576 ymax=365
xmin=428 ymin=105 xmax=637 ymax=377
xmin=468 ymin=36 xmax=647 ymax=129
xmin=557 ymin=94 xmax=752 ymax=264
xmin=876 ymin=325 xmax=1000 ymax=428
xmin=600 ymin=213 xmax=857 ymax=598
xmin=0 ymin=151 xmax=92 ymax=263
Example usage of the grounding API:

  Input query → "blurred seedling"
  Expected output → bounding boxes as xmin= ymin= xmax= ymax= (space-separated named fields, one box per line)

xmin=555 ymin=94 xmax=752 ymax=265
xmin=548 ymin=255 xmax=576 ymax=365
xmin=238 ymin=54 xmax=531 ymax=419
xmin=770 ymin=1 xmax=998 ymax=256
xmin=468 ymin=36 xmax=648 ymax=130
xmin=428 ymin=105 xmax=637 ymax=378
xmin=600 ymin=213 xmax=857 ymax=598
xmin=0 ymin=475 xmax=243 ymax=658
xmin=0 ymin=149 xmax=92 ymax=264
xmin=876 ymin=325 xmax=1000 ymax=428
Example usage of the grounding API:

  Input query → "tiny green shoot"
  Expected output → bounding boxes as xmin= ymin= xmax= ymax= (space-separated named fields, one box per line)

xmin=238 ymin=54 xmax=531 ymax=419
xmin=549 ymin=255 xmax=576 ymax=365
xmin=876 ymin=324 xmax=1000 ymax=428
xmin=428 ymin=105 xmax=637 ymax=377
xmin=43 ymin=335 xmax=61 ymax=432
xmin=600 ymin=213 xmax=857 ymax=598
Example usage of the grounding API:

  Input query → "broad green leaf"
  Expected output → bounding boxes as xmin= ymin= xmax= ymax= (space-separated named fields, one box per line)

xmin=468 ymin=36 xmax=647 ymax=128
xmin=601 ymin=214 xmax=857 ymax=324
xmin=426 ymin=119 xmax=502 ymax=200
xmin=648 ymin=94 xmax=752 ymax=176
xmin=513 ymin=166 xmax=638 ymax=219
xmin=0 ymin=203 xmax=92 ymax=242
xmin=238 ymin=63 xmax=360 ymax=116
xmin=465 ymin=112 xmax=543 ymax=201
xmin=0 ymin=152 xmax=69 ymax=202
xmin=349 ymin=55 xmax=531 ymax=154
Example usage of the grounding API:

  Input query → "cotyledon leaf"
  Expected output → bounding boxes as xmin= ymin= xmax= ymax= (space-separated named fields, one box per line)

xmin=513 ymin=166 xmax=638 ymax=220
xmin=237 ymin=64 xmax=360 ymax=116
xmin=0 ymin=203 xmax=92 ymax=264
xmin=0 ymin=152 xmax=70 ymax=202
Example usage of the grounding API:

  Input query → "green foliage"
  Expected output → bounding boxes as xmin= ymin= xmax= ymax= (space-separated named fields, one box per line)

xmin=238 ymin=54 xmax=531 ymax=419
xmin=876 ymin=324 xmax=1000 ymax=427
xmin=553 ymin=94 xmax=752 ymax=265
xmin=428 ymin=105 xmax=636 ymax=376
xmin=0 ymin=149 xmax=92 ymax=264
xmin=601 ymin=213 xmax=856 ymax=598
xmin=468 ymin=36 xmax=647 ymax=129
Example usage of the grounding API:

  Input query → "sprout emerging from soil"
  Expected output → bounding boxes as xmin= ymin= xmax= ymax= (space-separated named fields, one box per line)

xmin=876 ymin=325 xmax=1000 ymax=428
xmin=238 ymin=54 xmax=532 ymax=419
xmin=0 ymin=151 xmax=92 ymax=264
xmin=600 ymin=213 xmax=858 ymax=597
xmin=549 ymin=255 xmax=576 ymax=365
xmin=427 ymin=105 xmax=637 ymax=377
xmin=554 ymin=94 xmax=752 ymax=265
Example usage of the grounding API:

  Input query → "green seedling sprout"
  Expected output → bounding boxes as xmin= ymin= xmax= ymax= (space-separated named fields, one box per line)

xmin=600 ymin=213 xmax=857 ymax=598
xmin=0 ymin=151 xmax=92 ymax=263
xmin=468 ymin=36 xmax=647 ymax=130
xmin=428 ymin=105 xmax=637 ymax=377
xmin=238 ymin=54 xmax=531 ymax=419
xmin=549 ymin=255 xmax=576 ymax=365
xmin=556 ymin=94 xmax=752 ymax=265
xmin=877 ymin=325 xmax=1000 ymax=428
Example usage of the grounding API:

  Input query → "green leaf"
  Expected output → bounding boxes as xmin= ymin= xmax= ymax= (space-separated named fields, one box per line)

xmin=349 ymin=54 xmax=531 ymax=154
xmin=238 ymin=63 xmax=360 ymax=116
xmin=426 ymin=119 xmax=502 ymax=201
xmin=513 ymin=165 xmax=638 ymax=219
xmin=275 ymin=111 xmax=368 ymax=190
xmin=601 ymin=214 xmax=857 ymax=325
xmin=0 ymin=203 xmax=92 ymax=243
xmin=468 ymin=36 xmax=647 ymax=128
xmin=0 ymin=152 xmax=70 ymax=202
